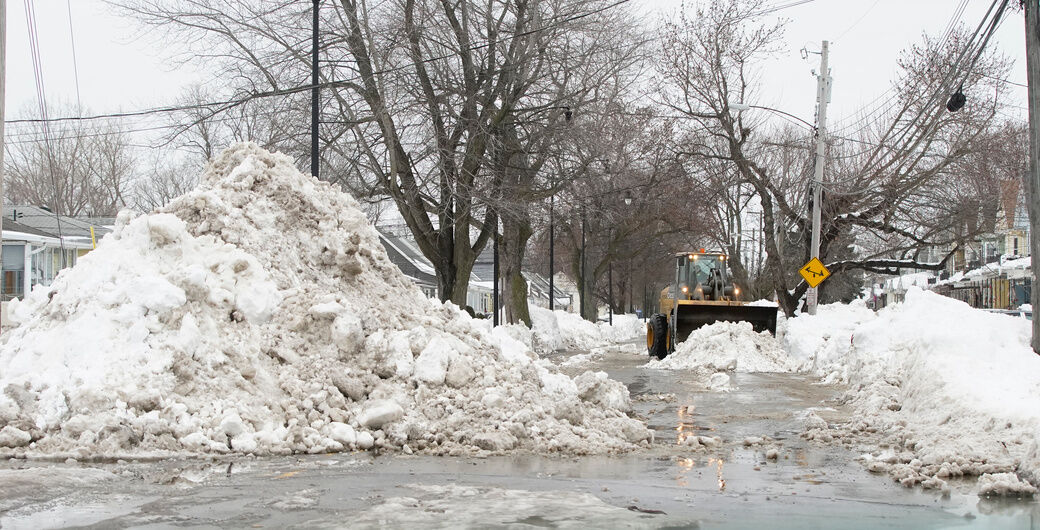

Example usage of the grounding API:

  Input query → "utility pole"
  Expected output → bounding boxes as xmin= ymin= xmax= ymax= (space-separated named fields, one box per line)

xmin=807 ymin=40 xmax=831 ymax=315
xmin=1 ymin=0 xmax=6 ymax=315
xmin=1025 ymin=1 xmax=1040 ymax=353
xmin=580 ymin=210 xmax=587 ymax=320
xmin=0 ymin=0 xmax=6 ymax=313
xmin=311 ymin=0 xmax=319 ymax=179
xmin=608 ymin=252 xmax=613 ymax=325
xmin=548 ymin=194 xmax=554 ymax=311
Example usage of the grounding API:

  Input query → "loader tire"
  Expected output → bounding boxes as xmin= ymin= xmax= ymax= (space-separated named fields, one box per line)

xmin=647 ymin=314 xmax=669 ymax=359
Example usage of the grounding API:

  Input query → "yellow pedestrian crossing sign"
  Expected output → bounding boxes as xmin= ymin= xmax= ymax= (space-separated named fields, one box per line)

xmin=799 ymin=257 xmax=830 ymax=288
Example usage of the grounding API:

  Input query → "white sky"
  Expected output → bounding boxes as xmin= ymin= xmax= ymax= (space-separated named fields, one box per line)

xmin=1 ymin=0 xmax=1030 ymax=138
xmin=636 ymin=0 xmax=1029 ymax=130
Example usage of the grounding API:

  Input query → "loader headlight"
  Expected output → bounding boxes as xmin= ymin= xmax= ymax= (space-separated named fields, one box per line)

xmin=734 ymin=287 xmax=741 ymax=296
xmin=688 ymin=254 xmax=695 ymax=261
xmin=719 ymin=255 xmax=726 ymax=261
xmin=681 ymin=285 xmax=689 ymax=293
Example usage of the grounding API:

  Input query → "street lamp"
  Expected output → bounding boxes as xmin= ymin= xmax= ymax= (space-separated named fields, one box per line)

xmin=548 ymin=194 xmax=555 ymax=311
xmin=545 ymin=106 xmax=574 ymax=314
xmin=608 ymin=191 xmax=635 ymax=326
xmin=729 ymin=98 xmax=826 ymax=315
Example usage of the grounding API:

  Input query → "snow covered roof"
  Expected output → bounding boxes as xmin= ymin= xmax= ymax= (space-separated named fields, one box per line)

xmin=2 ymin=218 xmax=95 ymax=249
xmin=377 ymin=229 xmax=437 ymax=288
xmin=10 ymin=205 xmax=112 ymax=240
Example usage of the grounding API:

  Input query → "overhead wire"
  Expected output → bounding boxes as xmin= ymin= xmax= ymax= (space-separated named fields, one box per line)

xmin=829 ymin=0 xmax=969 ymax=137
xmin=858 ymin=0 xmax=1006 ymax=171
xmin=23 ymin=0 xmax=68 ymax=264
xmin=7 ymin=0 xmax=636 ymax=129
xmin=66 ymin=0 xmax=81 ymax=110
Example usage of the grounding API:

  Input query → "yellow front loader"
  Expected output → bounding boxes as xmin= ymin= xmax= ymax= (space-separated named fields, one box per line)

xmin=646 ymin=251 xmax=778 ymax=359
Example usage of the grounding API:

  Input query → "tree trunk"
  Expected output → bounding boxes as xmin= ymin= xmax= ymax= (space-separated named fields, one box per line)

xmin=501 ymin=210 xmax=534 ymax=327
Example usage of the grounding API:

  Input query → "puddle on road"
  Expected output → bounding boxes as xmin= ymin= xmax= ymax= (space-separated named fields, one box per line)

xmin=0 ymin=494 xmax=157 ymax=530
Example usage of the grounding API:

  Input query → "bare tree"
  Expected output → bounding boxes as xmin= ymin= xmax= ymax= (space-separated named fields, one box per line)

xmin=658 ymin=0 xmax=1015 ymax=316
xmin=118 ymin=0 xmax=646 ymax=311
xmin=5 ymin=105 xmax=136 ymax=216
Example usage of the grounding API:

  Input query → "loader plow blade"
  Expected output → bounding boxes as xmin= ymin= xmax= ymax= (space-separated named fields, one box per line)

xmin=674 ymin=304 xmax=778 ymax=343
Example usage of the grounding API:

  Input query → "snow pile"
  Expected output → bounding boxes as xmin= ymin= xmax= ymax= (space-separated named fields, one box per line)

xmin=783 ymin=299 xmax=875 ymax=376
xmin=0 ymin=143 xmax=649 ymax=458
xmin=647 ymin=321 xmax=793 ymax=373
xmin=527 ymin=307 xmax=643 ymax=352
xmin=789 ymin=288 xmax=1040 ymax=495
xmin=977 ymin=472 xmax=1037 ymax=498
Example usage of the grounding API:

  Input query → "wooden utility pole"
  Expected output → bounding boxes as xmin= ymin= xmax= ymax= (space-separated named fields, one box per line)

xmin=807 ymin=40 xmax=831 ymax=315
xmin=1025 ymin=0 xmax=1040 ymax=353
xmin=1 ymin=0 xmax=6 ymax=317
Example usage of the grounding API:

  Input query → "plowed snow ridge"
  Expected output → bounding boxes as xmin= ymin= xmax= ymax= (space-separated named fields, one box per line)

xmin=0 ymin=143 xmax=649 ymax=458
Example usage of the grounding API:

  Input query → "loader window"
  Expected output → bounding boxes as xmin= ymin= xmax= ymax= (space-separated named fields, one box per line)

xmin=684 ymin=255 xmax=722 ymax=285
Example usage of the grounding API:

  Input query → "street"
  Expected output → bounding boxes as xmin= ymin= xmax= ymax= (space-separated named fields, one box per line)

xmin=2 ymin=343 xmax=1035 ymax=529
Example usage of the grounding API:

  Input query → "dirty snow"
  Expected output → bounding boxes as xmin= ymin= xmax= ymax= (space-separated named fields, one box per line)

xmin=646 ymin=321 xmax=793 ymax=373
xmin=786 ymin=288 xmax=1040 ymax=496
xmin=350 ymin=484 xmax=678 ymax=528
xmin=527 ymin=308 xmax=644 ymax=352
xmin=0 ymin=143 xmax=648 ymax=458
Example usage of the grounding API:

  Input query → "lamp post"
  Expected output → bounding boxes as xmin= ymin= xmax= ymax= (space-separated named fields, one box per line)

xmin=544 ymin=106 xmax=572 ymax=314
xmin=580 ymin=208 xmax=586 ymax=320
xmin=608 ymin=191 xmax=634 ymax=326
xmin=608 ymin=229 xmax=613 ymax=326
xmin=728 ymin=100 xmax=819 ymax=309
xmin=548 ymin=194 xmax=555 ymax=311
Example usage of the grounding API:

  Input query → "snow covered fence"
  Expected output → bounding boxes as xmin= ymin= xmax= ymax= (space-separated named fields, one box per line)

xmin=0 ymin=143 xmax=649 ymax=459
xmin=786 ymin=288 xmax=1040 ymax=495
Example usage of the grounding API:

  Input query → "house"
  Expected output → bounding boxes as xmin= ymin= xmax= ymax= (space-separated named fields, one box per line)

xmin=378 ymin=227 xmax=439 ymax=299
xmin=375 ymin=225 xmax=568 ymax=316
xmin=2 ymin=206 xmax=112 ymax=303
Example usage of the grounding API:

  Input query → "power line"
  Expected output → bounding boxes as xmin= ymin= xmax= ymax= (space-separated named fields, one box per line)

xmin=23 ymin=0 xmax=68 ymax=261
xmin=751 ymin=0 xmax=817 ymax=16
xmin=830 ymin=0 xmax=970 ymax=136
xmin=7 ymin=0 xmax=635 ymax=128
xmin=834 ymin=0 xmax=880 ymax=42
xmin=66 ymin=0 xmax=81 ymax=110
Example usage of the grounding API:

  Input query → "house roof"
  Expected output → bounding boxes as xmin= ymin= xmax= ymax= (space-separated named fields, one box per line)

xmin=2 ymin=219 xmax=58 ymax=239
xmin=10 ymin=205 xmax=113 ymax=239
xmin=472 ymin=246 xmax=495 ymax=282
xmin=377 ymin=228 xmax=437 ymax=288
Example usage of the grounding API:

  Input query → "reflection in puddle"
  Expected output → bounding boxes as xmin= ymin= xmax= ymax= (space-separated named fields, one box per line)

xmin=674 ymin=405 xmax=713 ymax=445
xmin=675 ymin=458 xmax=695 ymax=487
xmin=709 ymin=458 xmax=726 ymax=491
xmin=676 ymin=405 xmax=695 ymax=445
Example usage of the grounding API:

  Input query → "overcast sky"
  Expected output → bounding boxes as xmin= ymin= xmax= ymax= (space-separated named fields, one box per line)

xmin=2 ymin=0 xmax=1030 ymax=139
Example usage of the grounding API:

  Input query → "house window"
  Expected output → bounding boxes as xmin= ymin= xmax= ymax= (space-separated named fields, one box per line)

xmin=2 ymin=245 xmax=25 ymax=301
xmin=1014 ymin=238 xmax=1019 ymax=255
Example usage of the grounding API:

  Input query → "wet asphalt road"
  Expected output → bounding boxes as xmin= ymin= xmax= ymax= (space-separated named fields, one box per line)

xmin=1 ymin=344 xmax=1039 ymax=529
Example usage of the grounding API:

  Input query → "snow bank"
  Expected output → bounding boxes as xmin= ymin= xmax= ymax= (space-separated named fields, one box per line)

xmin=647 ymin=321 xmax=793 ymax=373
xmin=526 ymin=307 xmax=643 ymax=352
xmin=788 ymin=288 xmax=1040 ymax=494
xmin=0 ymin=143 xmax=649 ymax=458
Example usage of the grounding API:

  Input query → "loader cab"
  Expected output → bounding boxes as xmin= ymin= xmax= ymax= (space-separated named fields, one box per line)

xmin=674 ymin=251 xmax=739 ymax=301
xmin=647 ymin=249 xmax=778 ymax=359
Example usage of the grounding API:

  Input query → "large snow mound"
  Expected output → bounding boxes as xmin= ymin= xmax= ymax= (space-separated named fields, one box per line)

xmin=789 ymin=288 xmax=1040 ymax=494
xmin=0 ymin=143 xmax=649 ymax=458
xmin=647 ymin=321 xmax=793 ymax=373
